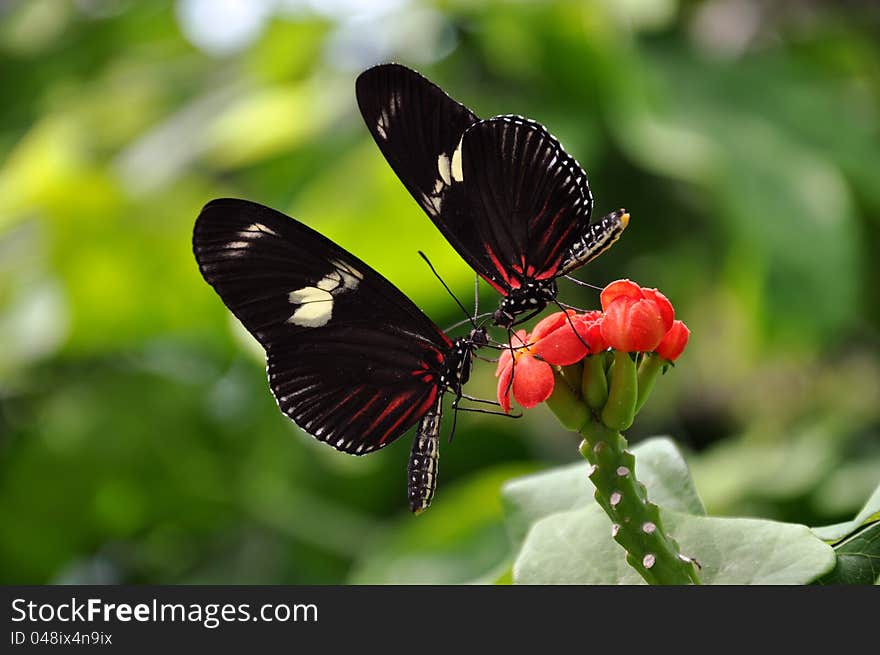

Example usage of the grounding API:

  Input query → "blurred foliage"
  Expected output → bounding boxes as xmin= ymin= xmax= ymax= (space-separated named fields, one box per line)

xmin=0 ymin=0 xmax=878 ymax=584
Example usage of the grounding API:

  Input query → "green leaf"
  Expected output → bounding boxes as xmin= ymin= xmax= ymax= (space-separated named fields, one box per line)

xmin=514 ymin=508 xmax=835 ymax=584
xmin=816 ymin=522 xmax=880 ymax=585
xmin=812 ymin=481 xmax=880 ymax=543
xmin=466 ymin=560 xmax=513 ymax=585
xmin=501 ymin=437 xmax=704 ymax=547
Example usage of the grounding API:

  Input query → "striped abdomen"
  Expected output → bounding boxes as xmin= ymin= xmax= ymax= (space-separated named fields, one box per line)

xmin=408 ymin=396 xmax=442 ymax=514
xmin=559 ymin=209 xmax=629 ymax=276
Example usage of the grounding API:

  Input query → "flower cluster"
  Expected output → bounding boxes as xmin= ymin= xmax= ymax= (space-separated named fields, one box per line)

xmin=496 ymin=279 xmax=689 ymax=422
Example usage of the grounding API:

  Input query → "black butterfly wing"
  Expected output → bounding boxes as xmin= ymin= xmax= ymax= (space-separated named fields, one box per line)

xmin=356 ymin=63 xmax=479 ymax=221
xmin=193 ymin=198 xmax=453 ymax=455
xmin=438 ymin=116 xmax=595 ymax=294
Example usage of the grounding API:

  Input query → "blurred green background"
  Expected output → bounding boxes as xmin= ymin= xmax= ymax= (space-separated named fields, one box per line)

xmin=1 ymin=0 xmax=878 ymax=584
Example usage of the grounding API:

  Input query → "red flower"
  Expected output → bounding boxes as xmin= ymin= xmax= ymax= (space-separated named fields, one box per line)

xmin=600 ymin=279 xmax=674 ymax=353
xmin=496 ymin=311 xmax=603 ymax=412
xmin=578 ymin=310 xmax=608 ymax=354
xmin=656 ymin=320 xmax=690 ymax=362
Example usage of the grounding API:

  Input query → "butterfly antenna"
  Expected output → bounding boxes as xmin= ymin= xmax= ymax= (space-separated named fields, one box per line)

xmin=473 ymin=274 xmax=480 ymax=321
xmin=418 ymin=251 xmax=476 ymax=328
xmin=446 ymin=312 xmax=493 ymax=333
xmin=563 ymin=275 xmax=603 ymax=292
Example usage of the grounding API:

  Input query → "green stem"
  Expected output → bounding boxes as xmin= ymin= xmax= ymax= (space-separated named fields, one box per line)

xmin=559 ymin=362 xmax=583 ymax=395
xmin=577 ymin=420 xmax=701 ymax=585
xmin=544 ymin=369 xmax=588 ymax=432
xmin=635 ymin=354 xmax=664 ymax=413
xmin=601 ymin=350 xmax=638 ymax=430
xmin=581 ymin=354 xmax=608 ymax=410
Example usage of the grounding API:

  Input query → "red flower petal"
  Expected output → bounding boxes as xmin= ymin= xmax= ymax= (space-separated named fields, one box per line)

xmin=512 ymin=355 xmax=555 ymax=409
xmin=495 ymin=346 xmax=513 ymax=378
xmin=585 ymin=317 xmax=608 ymax=353
xmin=510 ymin=329 xmax=529 ymax=349
xmin=496 ymin=358 xmax=513 ymax=413
xmin=532 ymin=317 xmax=590 ymax=365
xmin=529 ymin=311 xmax=574 ymax=341
xmin=576 ymin=310 xmax=607 ymax=353
xmin=626 ymin=298 xmax=671 ymax=351
xmin=642 ymin=288 xmax=674 ymax=331
xmin=600 ymin=296 xmax=634 ymax=351
xmin=657 ymin=320 xmax=690 ymax=361
xmin=601 ymin=297 xmax=667 ymax=352
xmin=600 ymin=279 xmax=642 ymax=311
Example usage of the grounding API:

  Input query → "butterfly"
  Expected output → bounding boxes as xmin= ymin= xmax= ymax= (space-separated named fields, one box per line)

xmin=193 ymin=198 xmax=488 ymax=513
xmin=356 ymin=63 xmax=628 ymax=329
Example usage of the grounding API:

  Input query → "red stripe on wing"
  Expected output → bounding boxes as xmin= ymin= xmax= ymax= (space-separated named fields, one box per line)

xmin=349 ymin=391 xmax=382 ymax=426
xmin=484 ymin=243 xmax=520 ymax=292
xmin=534 ymin=209 xmax=579 ymax=280
xmin=376 ymin=386 xmax=437 ymax=445
xmin=535 ymin=257 xmax=563 ymax=280
xmin=366 ymin=390 xmax=415 ymax=441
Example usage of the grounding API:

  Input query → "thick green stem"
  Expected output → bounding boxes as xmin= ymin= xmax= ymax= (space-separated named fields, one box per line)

xmin=635 ymin=354 xmax=664 ymax=413
xmin=578 ymin=420 xmax=701 ymax=585
xmin=545 ymin=369 xmax=588 ymax=432
xmin=559 ymin=362 xmax=583 ymax=395
xmin=601 ymin=350 xmax=638 ymax=430
xmin=581 ymin=354 xmax=608 ymax=410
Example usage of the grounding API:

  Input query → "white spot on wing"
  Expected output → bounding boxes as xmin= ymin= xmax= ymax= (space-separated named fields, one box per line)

xmin=285 ymin=260 xmax=363 ymax=328
xmin=330 ymin=258 xmax=363 ymax=289
xmin=287 ymin=287 xmax=333 ymax=327
xmin=421 ymin=192 xmax=441 ymax=216
xmin=376 ymin=107 xmax=390 ymax=140
xmin=316 ymin=271 xmax=342 ymax=292
xmin=245 ymin=222 xmax=280 ymax=237
xmin=437 ymin=153 xmax=452 ymax=186
xmin=451 ymin=138 xmax=464 ymax=182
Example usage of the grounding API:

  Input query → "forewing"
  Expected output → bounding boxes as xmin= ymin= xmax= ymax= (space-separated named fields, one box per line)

xmin=356 ymin=63 xmax=479 ymax=221
xmin=193 ymin=198 xmax=451 ymax=454
xmin=438 ymin=116 xmax=594 ymax=293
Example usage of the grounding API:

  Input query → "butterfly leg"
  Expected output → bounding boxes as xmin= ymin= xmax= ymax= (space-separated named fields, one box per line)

xmin=461 ymin=393 xmax=502 ymax=406
xmin=551 ymin=298 xmax=593 ymax=352
xmin=454 ymin=405 xmax=522 ymax=419
xmin=509 ymin=307 xmax=545 ymax=328
xmin=502 ymin=326 xmax=519 ymax=403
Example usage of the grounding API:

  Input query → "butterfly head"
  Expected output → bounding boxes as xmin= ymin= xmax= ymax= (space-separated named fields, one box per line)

xmin=467 ymin=325 xmax=489 ymax=349
xmin=492 ymin=281 xmax=558 ymax=328
xmin=446 ymin=326 xmax=488 ymax=390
